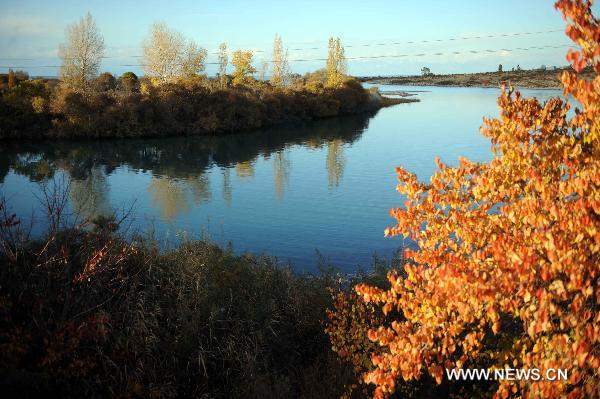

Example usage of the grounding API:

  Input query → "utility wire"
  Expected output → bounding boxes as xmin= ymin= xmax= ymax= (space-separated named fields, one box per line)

xmin=211 ymin=29 xmax=564 ymax=54
xmin=287 ymin=29 xmax=564 ymax=51
xmin=0 ymin=28 xmax=564 ymax=61
xmin=0 ymin=44 xmax=575 ymax=69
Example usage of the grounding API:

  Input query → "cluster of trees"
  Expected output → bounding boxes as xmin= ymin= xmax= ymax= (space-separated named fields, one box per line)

xmin=326 ymin=1 xmax=599 ymax=398
xmin=56 ymin=13 xmax=348 ymax=91
xmin=0 ymin=70 xmax=385 ymax=139
xmin=1 ymin=70 xmax=29 ymax=90
xmin=499 ymin=64 xmax=553 ymax=73
xmin=1 ymin=2 xmax=596 ymax=398
xmin=0 ymin=13 xmax=387 ymax=140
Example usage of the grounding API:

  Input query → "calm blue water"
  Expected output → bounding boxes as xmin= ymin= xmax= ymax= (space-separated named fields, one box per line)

xmin=0 ymin=85 xmax=561 ymax=272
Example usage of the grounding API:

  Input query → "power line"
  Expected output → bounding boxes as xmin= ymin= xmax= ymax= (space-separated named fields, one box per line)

xmin=287 ymin=29 xmax=563 ymax=51
xmin=0 ymin=28 xmax=564 ymax=61
xmin=207 ymin=29 xmax=563 ymax=54
xmin=287 ymin=44 xmax=572 ymax=62
xmin=0 ymin=44 xmax=575 ymax=69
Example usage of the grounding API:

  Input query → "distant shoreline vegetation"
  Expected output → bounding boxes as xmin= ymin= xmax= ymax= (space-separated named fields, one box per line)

xmin=0 ymin=71 xmax=409 ymax=140
xmin=360 ymin=65 xmax=595 ymax=89
xmin=0 ymin=14 xmax=412 ymax=141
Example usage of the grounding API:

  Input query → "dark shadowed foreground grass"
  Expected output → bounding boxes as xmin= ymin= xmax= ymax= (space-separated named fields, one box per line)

xmin=0 ymin=192 xmax=505 ymax=399
xmin=0 ymin=195 xmax=401 ymax=399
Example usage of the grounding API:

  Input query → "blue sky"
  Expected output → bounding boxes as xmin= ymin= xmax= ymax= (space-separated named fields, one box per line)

xmin=0 ymin=0 xmax=597 ymax=77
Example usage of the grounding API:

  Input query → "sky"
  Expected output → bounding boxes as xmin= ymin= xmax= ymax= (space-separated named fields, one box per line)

xmin=0 ymin=0 xmax=597 ymax=77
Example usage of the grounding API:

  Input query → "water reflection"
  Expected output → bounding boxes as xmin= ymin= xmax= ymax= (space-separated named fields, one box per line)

xmin=147 ymin=178 xmax=189 ymax=221
xmin=1 ymin=112 xmax=374 ymax=225
xmin=221 ymin=168 xmax=232 ymax=207
xmin=147 ymin=174 xmax=212 ymax=221
xmin=273 ymin=150 xmax=290 ymax=200
xmin=69 ymin=165 xmax=112 ymax=221
xmin=1 ymin=86 xmax=564 ymax=270
xmin=189 ymin=174 xmax=211 ymax=204
xmin=326 ymin=139 xmax=346 ymax=188
xmin=235 ymin=161 xmax=255 ymax=179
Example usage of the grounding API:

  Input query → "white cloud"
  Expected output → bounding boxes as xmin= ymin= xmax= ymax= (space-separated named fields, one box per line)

xmin=0 ymin=15 xmax=61 ymax=37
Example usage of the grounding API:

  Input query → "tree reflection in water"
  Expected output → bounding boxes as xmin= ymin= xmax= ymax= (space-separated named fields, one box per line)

xmin=326 ymin=139 xmax=346 ymax=188
xmin=273 ymin=150 xmax=290 ymax=200
xmin=148 ymin=177 xmax=190 ymax=221
xmin=221 ymin=168 xmax=232 ymax=207
xmin=235 ymin=161 xmax=255 ymax=179
xmin=69 ymin=165 xmax=112 ymax=221
xmin=1 ymin=111 xmax=375 ymax=222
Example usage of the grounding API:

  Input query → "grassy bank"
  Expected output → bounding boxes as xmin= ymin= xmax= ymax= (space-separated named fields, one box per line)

xmin=0 ymin=192 xmax=391 ymax=398
xmin=0 ymin=71 xmax=407 ymax=141
xmin=0 ymin=195 xmax=486 ymax=399
xmin=360 ymin=65 xmax=595 ymax=89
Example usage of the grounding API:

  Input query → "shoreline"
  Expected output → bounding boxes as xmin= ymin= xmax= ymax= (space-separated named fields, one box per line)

xmin=0 ymin=94 xmax=410 ymax=142
xmin=372 ymin=81 xmax=564 ymax=90
xmin=358 ymin=65 xmax=593 ymax=90
xmin=0 ymin=78 xmax=412 ymax=141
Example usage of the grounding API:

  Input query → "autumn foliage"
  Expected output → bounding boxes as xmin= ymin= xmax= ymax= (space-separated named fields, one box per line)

xmin=333 ymin=1 xmax=599 ymax=398
xmin=0 ymin=199 xmax=351 ymax=397
xmin=325 ymin=285 xmax=383 ymax=398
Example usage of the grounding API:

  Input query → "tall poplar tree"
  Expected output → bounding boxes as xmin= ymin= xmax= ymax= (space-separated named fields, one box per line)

xmin=231 ymin=50 xmax=256 ymax=85
xmin=58 ymin=13 xmax=105 ymax=89
xmin=7 ymin=69 xmax=15 ymax=89
xmin=218 ymin=43 xmax=228 ymax=75
xmin=326 ymin=37 xmax=347 ymax=87
xmin=217 ymin=42 xmax=229 ymax=87
xmin=270 ymin=33 xmax=290 ymax=87
xmin=141 ymin=22 xmax=207 ymax=83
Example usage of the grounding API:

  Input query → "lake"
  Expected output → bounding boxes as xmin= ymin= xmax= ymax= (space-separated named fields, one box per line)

xmin=0 ymin=85 xmax=561 ymax=272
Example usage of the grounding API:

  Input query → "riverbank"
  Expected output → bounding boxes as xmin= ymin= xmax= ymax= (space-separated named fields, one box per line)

xmin=0 ymin=74 xmax=412 ymax=140
xmin=359 ymin=65 xmax=594 ymax=89
xmin=0 ymin=197 xmax=494 ymax=398
xmin=0 ymin=197 xmax=394 ymax=398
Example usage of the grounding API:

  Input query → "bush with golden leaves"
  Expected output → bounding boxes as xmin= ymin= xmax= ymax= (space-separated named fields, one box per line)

xmin=326 ymin=285 xmax=382 ymax=397
xmin=346 ymin=1 xmax=599 ymax=398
